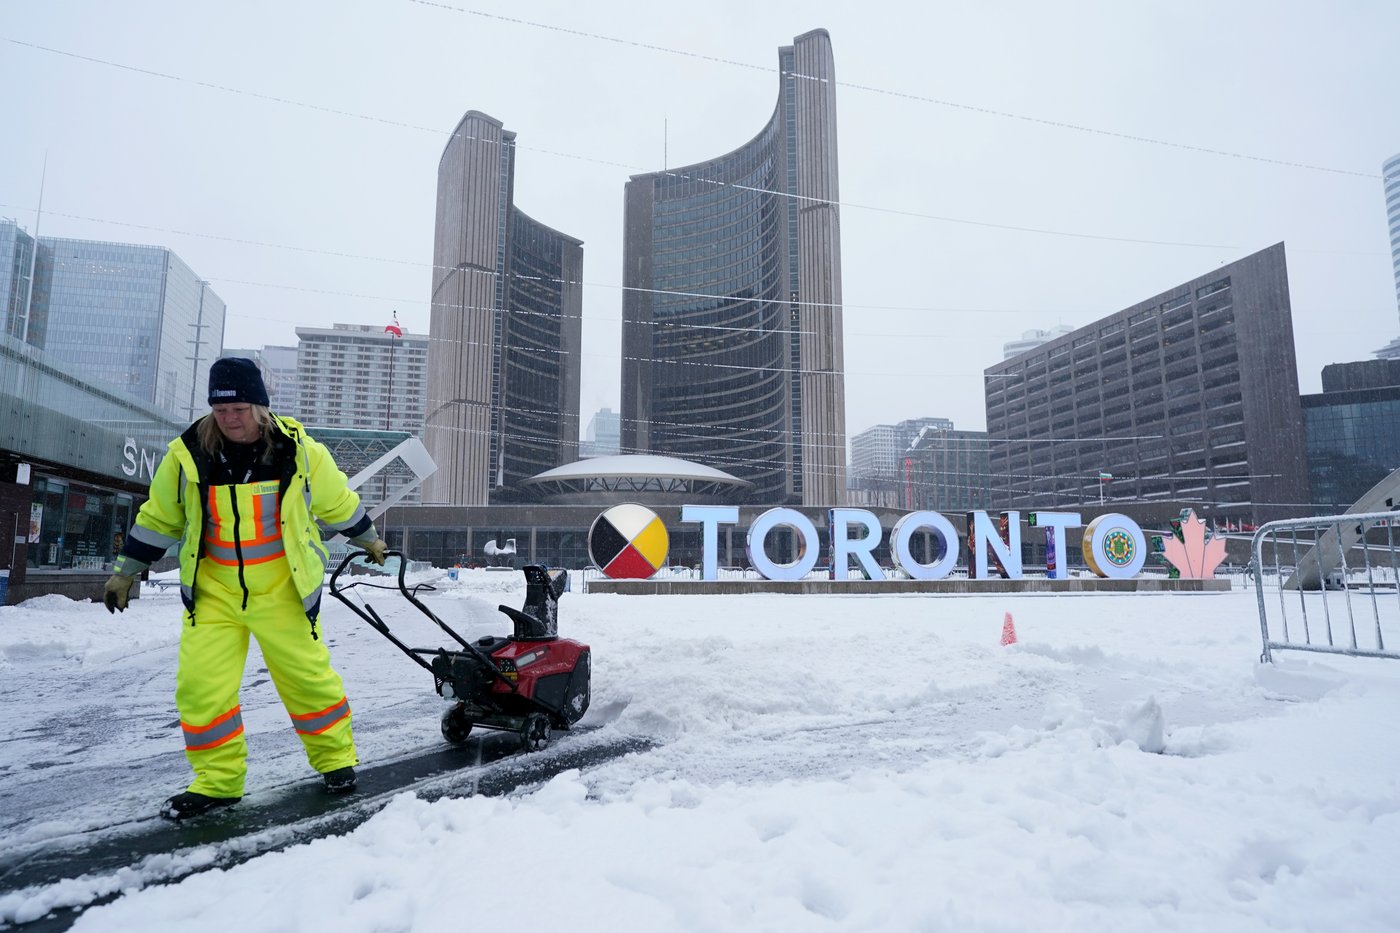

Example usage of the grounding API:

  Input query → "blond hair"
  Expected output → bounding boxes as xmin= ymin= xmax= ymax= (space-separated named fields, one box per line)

xmin=198 ymin=404 xmax=276 ymax=461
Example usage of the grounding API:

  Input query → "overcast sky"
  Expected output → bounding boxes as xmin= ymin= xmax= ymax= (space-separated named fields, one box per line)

xmin=3 ymin=1 xmax=1398 ymax=438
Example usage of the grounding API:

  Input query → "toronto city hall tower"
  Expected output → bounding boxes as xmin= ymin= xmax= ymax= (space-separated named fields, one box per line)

xmin=620 ymin=29 xmax=848 ymax=506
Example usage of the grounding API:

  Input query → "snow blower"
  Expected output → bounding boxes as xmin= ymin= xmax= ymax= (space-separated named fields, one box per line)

xmin=328 ymin=551 xmax=590 ymax=752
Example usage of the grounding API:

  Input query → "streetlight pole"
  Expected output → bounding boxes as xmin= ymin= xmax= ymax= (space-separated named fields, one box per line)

xmin=381 ymin=313 xmax=400 ymax=531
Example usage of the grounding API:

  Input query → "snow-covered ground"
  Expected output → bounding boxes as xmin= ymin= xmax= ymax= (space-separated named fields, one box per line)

xmin=2 ymin=568 xmax=1399 ymax=931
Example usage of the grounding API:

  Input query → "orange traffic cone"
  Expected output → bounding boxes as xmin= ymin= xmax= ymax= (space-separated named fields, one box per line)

xmin=1000 ymin=611 xmax=1017 ymax=646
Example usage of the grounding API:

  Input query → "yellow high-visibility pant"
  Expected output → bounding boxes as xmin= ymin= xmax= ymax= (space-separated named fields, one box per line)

xmin=176 ymin=568 xmax=356 ymax=798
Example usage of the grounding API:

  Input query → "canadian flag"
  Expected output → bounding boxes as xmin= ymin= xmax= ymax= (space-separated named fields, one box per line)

xmin=385 ymin=311 xmax=403 ymax=337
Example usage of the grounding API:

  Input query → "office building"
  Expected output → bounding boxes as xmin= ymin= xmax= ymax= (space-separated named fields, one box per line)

xmin=904 ymin=426 xmax=991 ymax=513
xmin=0 ymin=219 xmax=36 ymax=340
xmin=1003 ymin=326 xmax=1074 ymax=361
xmin=581 ymin=407 xmax=621 ymax=458
xmin=0 ymin=221 xmax=226 ymax=421
xmin=850 ymin=417 xmax=953 ymax=487
xmin=1302 ymin=358 xmax=1400 ymax=511
xmin=850 ymin=424 xmax=898 ymax=486
xmin=983 ymin=243 xmax=1308 ymax=528
xmin=620 ymin=29 xmax=847 ymax=506
xmin=295 ymin=323 xmax=428 ymax=435
xmin=424 ymin=111 xmax=583 ymax=505
xmin=1378 ymin=152 xmax=1400 ymax=360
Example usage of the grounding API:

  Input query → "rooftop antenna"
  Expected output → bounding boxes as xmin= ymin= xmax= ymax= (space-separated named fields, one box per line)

xmin=663 ymin=117 xmax=668 ymax=170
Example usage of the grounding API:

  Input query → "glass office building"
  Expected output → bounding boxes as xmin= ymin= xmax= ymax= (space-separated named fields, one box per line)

xmin=0 ymin=225 xmax=226 ymax=421
xmin=0 ymin=220 xmax=36 ymax=340
xmin=621 ymin=29 xmax=847 ymax=506
xmin=423 ymin=111 xmax=583 ymax=506
xmin=1302 ymin=359 xmax=1400 ymax=511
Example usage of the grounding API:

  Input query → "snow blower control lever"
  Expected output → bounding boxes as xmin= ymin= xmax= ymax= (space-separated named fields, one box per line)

xmin=328 ymin=551 xmax=590 ymax=752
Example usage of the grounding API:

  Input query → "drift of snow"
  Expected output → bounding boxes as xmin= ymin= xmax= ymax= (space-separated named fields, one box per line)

xmin=2 ymin=569 xmax=1399 ymax=931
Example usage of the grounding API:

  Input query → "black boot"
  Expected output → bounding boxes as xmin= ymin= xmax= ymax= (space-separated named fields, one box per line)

xmin=323 ymin=766 xmax=357 ymax=794
xmin=160 ymin=791 xmax=241 ymax=821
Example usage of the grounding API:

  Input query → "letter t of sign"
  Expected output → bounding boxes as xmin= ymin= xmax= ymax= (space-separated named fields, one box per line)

xmin=681 ymin=505 xmax=740 ymax=581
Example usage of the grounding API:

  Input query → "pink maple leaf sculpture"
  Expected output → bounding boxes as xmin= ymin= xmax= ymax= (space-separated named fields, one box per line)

xmin=1161 ymin=510 xmax=1227 ymax=578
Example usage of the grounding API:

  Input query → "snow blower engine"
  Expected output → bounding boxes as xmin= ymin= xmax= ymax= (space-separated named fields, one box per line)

xmin=328 ymin=553 xmax=590 ymax=752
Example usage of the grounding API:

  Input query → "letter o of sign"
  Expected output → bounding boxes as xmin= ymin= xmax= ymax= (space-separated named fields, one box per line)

xmin=1082 ymin=513 xmax=1147 ymax=579
xmin=891 ymin=511 xmax=959 ymax=581
xmin=747 ymin=508 xmax=821 ymax=581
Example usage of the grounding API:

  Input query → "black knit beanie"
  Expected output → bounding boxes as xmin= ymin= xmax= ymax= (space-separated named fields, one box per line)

xmin=208 ymin=357 xmax=270 ymax=406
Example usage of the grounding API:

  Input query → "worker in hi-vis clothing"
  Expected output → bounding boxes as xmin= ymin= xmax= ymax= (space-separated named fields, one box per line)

xmin=102 ymin=357 xmax=388 ymax=821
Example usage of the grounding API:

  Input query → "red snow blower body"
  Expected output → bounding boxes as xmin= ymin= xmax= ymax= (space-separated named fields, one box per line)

xmin=329 ymin=552 xmax=590 ymax=752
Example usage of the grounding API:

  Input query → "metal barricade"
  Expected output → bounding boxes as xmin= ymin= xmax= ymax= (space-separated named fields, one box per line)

xmin=1252 ymin=510 xmax=1400 ymax=663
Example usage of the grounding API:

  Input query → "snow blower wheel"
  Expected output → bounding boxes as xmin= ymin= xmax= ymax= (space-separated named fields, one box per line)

xmin=521 ymin=713 xmax=551 ymax=752
xmin=441 ymin=705 xmax=473 ymax=744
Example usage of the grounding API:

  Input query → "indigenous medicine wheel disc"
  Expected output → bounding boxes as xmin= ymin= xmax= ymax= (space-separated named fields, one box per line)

xmin=589 ymin=504 xmax=669 ymax=579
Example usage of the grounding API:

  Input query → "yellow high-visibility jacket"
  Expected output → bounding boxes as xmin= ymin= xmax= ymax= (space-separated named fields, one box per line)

xmin=115 ymin=414 xmax=375 ymax=622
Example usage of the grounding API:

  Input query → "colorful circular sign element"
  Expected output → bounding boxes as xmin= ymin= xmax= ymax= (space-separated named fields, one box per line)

xmin=1081 ymin=513 xmax=1147 ymax=579
xmin=1102 ymin=529 xmax=1137 ymax=567
xmin=588 ymin=503 xmax=670 ymax=579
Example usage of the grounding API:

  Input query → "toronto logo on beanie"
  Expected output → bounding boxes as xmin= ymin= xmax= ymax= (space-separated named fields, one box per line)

xmin=207 ymin=357 xmax=270 ymax=406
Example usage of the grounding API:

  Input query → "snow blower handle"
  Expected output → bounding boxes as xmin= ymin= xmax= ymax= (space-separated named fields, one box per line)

xmin=327 ymin=549 xmax=438 ymax=675
xmin=329 ymin=548 xmax=411 ymax=594
xmin=327 ymin=549 xmax=516 ymax=691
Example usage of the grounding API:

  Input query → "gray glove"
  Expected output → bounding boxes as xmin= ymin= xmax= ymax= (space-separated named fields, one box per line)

xmin=360 ymin=538 xmax=388 ymax=566
xmin=103 ymin=574 xmax=135 ymax=613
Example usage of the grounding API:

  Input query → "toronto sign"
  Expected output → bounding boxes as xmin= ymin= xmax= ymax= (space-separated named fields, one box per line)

xmin=589 ymin=504 xmax=1224 ymax=582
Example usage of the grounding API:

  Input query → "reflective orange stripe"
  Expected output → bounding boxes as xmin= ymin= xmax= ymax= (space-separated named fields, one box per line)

xmin=290 ymin=696 xmax=351 ymax=735
xmin=182 ymin=705 xmax=245 ymax=751
xmin=204 ymin=486 xmax=286 ymax=566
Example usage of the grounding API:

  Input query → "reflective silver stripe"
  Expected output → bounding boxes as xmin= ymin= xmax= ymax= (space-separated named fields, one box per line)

xmin=253 ymin=490 xmax=278 ymax=540
xmin=203 ymin=538 xmax=286 ymax=563
xmin=297 ymin=435 xmax=313 ymax=511
xmin=183 ymin=708 xmax=244 ymax=750
xmin=130 ymin=525 xmax=180 ymax=550
xmin=323 ymin=505 xmax=368 ymax=534
xmin=302 ymin=588 xmax=321 ymax=615
xmin=113 ymin=554 xmax=149 ymax=576
xmin=290 ymin=697 xmax=350 ymax=735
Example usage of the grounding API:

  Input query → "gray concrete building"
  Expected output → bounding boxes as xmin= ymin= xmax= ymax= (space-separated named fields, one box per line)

xmin=295 ymin=323 xmax=428 ymax=434
xmin=620 ymin=29 xmax=847 ymax=506
xmin=423 ymin=111 xmax=583 ymax=505
xmin=984 ymin=242 xmax=1308 ymax=528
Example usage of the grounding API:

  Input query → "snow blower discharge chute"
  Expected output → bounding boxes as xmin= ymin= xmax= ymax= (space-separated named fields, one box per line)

xmin=329 ymin=552 xmax=590 ymax=752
